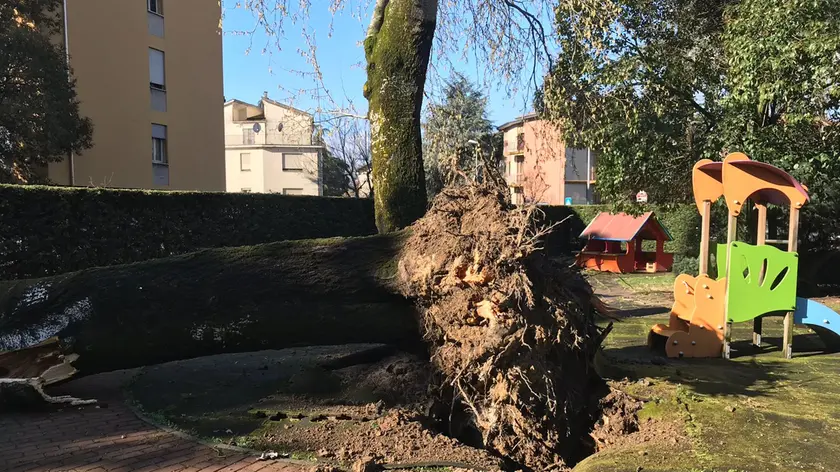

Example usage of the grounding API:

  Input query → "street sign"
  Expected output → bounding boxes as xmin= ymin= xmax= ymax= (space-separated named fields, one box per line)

xmin=636 ymin=191 xmax=648 ymax=203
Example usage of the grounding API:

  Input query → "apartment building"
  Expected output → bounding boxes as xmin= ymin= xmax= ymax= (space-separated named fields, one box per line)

xmin=499 ymin=113 xmax=597 ymax=205
xmin=224 ymin=94 xmax=324 ymax=195
xmin=47 ymin=0 xmax=225 ymax=190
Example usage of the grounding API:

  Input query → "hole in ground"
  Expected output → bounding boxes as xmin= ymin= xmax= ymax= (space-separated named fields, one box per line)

xmin=417 ymin=376 xmax=621 ymax=471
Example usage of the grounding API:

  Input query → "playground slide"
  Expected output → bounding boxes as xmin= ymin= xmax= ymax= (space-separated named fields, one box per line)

xmin=794 ymin=297 xmax=840 ymax=350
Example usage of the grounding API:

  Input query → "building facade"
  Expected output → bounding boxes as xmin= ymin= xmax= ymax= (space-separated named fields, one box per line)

xmin=498 ymin=113 xmax=597 ymax=206
xmin=224 ymin=95 xmax=323 ymax=195
xmin=47 ymin=0 xmax=225 ymax=191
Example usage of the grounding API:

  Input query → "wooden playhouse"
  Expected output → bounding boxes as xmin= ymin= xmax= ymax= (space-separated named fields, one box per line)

xmin=576 ymin=212 xmax=674 ymax=273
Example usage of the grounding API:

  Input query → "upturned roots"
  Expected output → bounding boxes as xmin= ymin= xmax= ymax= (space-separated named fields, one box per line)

xmin=398 ymin=183 xmax=608 ymax=470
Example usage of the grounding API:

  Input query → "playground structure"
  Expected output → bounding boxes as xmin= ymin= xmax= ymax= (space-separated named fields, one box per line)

xmin=648 ymin=152 xmax=840 ymax=359
xmin=577 ymin=211 xmax=674 ymax=274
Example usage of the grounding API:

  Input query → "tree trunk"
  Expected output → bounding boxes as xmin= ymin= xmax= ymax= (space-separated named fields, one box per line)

xmin=364 ymin=0 xmax=437 ymax=233
xmin=0 ymin=235 xmax=421 ymax=376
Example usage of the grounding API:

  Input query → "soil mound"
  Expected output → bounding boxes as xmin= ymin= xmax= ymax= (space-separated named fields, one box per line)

xmin=398 ymin=183 xmax=609 ymax=470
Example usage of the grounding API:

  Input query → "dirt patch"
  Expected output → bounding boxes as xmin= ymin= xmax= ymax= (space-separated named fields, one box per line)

xmin=260 ymin=408 xmax=502 ymax=470
xmin=587 ymin=381 xmax=686 ymax=454
xmin=398 ymin=184 xmax=609 ymax=470
xmin=128 ymin=346 xmax=504 ymax=470
xmin=253 ymin=354 xmax=503 ymax=470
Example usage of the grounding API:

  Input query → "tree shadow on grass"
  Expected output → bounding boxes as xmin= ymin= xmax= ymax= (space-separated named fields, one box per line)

xmin=599 ymin=331 xmax=837 ymax=399
xmin=618 ymin=306 xmax=671 ymax=318
xmin=126 ymin=344 xmax=410 ymax=441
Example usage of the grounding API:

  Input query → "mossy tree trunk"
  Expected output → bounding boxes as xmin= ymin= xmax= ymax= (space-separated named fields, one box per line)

xmin=0 ymin=235 xmax=421 ymax=376
xmin=364 ymin=0 xmax=438 ymax=233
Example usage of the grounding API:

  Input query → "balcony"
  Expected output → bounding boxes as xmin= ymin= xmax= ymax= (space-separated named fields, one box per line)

xmin=226 ymin=119 xmax=319 ymax=147
xmin=508 ymin=173 xmax=525 ymax=187
xmin=504 ymin=133 xmax=527 ymax=156
xmin=225 ymin=131 xmax=313 ymax=147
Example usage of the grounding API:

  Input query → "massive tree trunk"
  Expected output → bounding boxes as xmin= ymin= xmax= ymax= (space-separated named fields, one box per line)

xmin=0 ymin=235 xmax=421 ymax=376
xmin=364 ymin=0 xmax=438 ymax=233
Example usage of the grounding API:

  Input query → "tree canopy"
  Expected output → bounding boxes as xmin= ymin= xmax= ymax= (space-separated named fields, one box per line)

xmin=0 ymin=0 xmax=92 ymax=183
xmin=541 ymin=0 xmax=840 ymax=212
xmin=423 ymin=73 xmax=493 ymax=197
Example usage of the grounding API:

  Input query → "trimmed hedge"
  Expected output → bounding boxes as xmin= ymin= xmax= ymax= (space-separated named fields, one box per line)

xmin=0 ymin=185 xmax=376 ymax=280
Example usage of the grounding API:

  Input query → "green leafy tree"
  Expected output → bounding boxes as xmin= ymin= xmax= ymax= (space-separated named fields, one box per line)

xmin=541 ymin=0 xmax=840 ymax=226
xmin=423 ymin=73 xmax=493 ymax=197
xmin=0 ymin=0 xmax=93 ymax=183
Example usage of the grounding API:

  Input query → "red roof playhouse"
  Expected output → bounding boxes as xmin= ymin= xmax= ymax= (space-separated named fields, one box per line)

xmin=576 ymin=212 xmax=674 ymax=273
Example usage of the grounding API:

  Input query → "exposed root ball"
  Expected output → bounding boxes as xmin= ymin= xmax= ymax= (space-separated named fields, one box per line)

xmin=398 ymin=184 xmax=606 ymax=470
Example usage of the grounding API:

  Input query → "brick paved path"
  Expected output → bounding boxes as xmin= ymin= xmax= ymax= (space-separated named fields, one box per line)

xmin=0 ymin=371 xmax=306 ymax=472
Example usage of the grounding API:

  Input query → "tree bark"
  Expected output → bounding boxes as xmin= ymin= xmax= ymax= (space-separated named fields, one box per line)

xmin=0 ymin=235 xmax=421 ymax=376
xmin=364 ymin=0 xmax=438 ymax=233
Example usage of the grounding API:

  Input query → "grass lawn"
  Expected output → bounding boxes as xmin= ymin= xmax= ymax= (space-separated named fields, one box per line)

xmin=576 ymin=272 xmax=840 ymax=472
xmin=587 ymin=271 xmax=677 ymax=294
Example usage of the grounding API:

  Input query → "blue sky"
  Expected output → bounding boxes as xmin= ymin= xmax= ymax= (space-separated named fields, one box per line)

xmin=221 ymin=4 xmax=541 ymax=127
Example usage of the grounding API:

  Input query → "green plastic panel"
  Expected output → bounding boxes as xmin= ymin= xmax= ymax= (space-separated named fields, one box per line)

xmin=724 ymin=242 xmax=799 ymax=323
xmin=715 ymin=243 xmax=726 ymax=280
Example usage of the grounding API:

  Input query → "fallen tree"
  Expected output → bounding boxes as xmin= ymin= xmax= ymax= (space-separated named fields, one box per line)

xmin=0 ymin=234 xmax=421 ymax=375
xmin=0 ymin=179 xmax=612 ymax=469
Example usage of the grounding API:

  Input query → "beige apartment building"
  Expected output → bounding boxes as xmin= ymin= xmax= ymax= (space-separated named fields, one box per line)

xmin=499 ymin=113 xmax=597 ymax=206
xmin=47 ymin=0 xmax=225 ymax=190
xmin=224 ymin=95 xmax=323 ymax=195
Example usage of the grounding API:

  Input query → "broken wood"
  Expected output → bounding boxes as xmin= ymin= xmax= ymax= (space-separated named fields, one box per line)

xmin=0 ymin=337 xmax=95 ymax=411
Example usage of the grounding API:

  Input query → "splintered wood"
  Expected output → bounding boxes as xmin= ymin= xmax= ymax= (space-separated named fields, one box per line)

xmin=0 ymin=337 xmax=94 ymax=410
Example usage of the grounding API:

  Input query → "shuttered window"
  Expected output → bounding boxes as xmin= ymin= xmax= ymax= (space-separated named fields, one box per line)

xmin=282 ymin=153 xmax=303 ymax=171
xmin=149 ymin=48 xmax=165 ymax=89
xmin=152 ymin=124 xmax=167 ymax=164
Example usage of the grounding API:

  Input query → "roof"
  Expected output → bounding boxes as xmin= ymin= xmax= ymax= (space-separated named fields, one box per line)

xmin=580 ymin=212 xmax=673 ymax=242
xmin=223 ymin=97 xmax=312 ymax=118
xmin=497 ymin=113 xmax=539 ymax=132
xmin=727 ymin=159 xmax=810 ymax=205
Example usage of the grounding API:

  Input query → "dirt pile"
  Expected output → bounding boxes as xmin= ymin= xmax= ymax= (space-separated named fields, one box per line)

xmin=398 ymin=183 xmax=609 ymax=470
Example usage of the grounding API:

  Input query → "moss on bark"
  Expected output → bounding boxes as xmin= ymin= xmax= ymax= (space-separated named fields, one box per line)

xmin=0 ymin=234 xmax=421 ymax=374
xmin=364 ymin=0 xmax=437 ymax=233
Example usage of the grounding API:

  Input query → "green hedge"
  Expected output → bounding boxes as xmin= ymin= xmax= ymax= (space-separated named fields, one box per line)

xmin=0 ymin=185 xmax=376 ymax=280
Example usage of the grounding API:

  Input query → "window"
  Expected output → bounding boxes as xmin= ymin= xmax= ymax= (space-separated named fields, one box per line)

xmin=240 ymin=153 xmax=251 ymax=171
xmin=149 ymin=49 xmax=166 ymax=111
xmin=283 ymin=188 xmax=304 ymax=195
xmin=242 ymin=129 xmax=255 ymax=145
xmin=152 ymin=124 xmax=167 ymax=164
xmin=148 ymin=0 xmax=163 ymax=15
xmin=152 ymin=124 xmax=168 ymax=186
xmin=282 ymin=153 xmax=303 ymax=171
xmin=516 ymin=133 xmax=525 ymax=151
xmin=148 ymin=14 xmax=164 ymax=38
xmin=149 ymin=49 xmax=165 ymax=90
xmin=241 ymin=188 xmax=252 ymax=193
